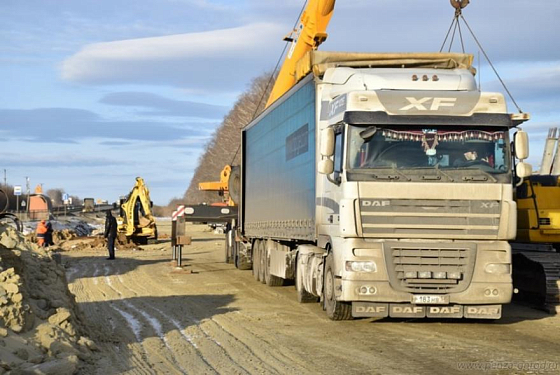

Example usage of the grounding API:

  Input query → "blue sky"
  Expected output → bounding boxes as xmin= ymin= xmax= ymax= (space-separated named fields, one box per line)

xmin=1 ymin=0 xmax=559 ymax=204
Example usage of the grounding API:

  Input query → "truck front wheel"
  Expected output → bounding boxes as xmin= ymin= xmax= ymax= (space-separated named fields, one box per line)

xmin=324 ymin=253 xmax=352 ymax=320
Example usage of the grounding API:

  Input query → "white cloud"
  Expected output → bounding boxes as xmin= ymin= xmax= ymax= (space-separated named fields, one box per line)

xmin=61 ymin=22 xmax=285 ymax=89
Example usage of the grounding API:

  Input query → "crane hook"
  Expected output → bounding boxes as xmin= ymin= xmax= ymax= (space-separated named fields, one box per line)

xmin=450 ymin=0 xmax=469 ymax=10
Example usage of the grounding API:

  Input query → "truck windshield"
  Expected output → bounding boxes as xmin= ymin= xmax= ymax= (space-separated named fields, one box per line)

xmin=347 ymin=125 xmax=510 ymax=182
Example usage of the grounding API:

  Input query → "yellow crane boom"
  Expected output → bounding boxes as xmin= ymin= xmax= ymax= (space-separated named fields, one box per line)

xmin=265 ymin=0 xmax=336 ymax=108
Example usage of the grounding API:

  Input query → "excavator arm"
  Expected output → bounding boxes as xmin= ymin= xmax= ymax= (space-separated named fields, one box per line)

xmin=265 ymin=0 xmax=336 ymax=107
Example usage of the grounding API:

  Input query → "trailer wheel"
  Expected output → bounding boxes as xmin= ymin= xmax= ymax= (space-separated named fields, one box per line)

xmin=252 ymin=240 xmax=261 ymax=281
xmin=258 ymin=240 xmax=266 ymax=284
xmin=224 ymin=231 xmax=231 ymax=264
xmin=324 ymin=253 xmax=352 ymax=320
xmin=234 ymin=241 xmax=252 ymax=270
xmin=223 ymin=235 xmax=229 ymax=263
xmin=264 ymin=241 xmax=284 ymax=287
xmin=296 ymin=255 xmax=318 ymax=303
xmin=234 ymin=241 xmax=239 ymax=268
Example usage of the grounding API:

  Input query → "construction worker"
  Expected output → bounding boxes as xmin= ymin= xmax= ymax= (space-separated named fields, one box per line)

xmin=36 ymin=219 xmax=48 ymax=247
xmin=45 ymin=221 xmax=54 ymax=247
xmin=104 ymin=210 xmax=117 ymax=260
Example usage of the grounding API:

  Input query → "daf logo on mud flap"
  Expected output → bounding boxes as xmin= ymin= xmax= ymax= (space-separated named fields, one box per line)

xmin=481 ymin=202 xmax=499 ymax=209
xmin=356 ymin=305 xmax=387 ymax=314
xmin=466 ymin=306 xmax=500 ymax=315
xmin=392 ymin=306 xmax=423 ymax=314
xmin=429 ymin=306 xmax=461 ymax=315
xmin=399 ymin=97 xmax=457 ymax=111
xmin=362 ymin=200 xmax=390 ymax=207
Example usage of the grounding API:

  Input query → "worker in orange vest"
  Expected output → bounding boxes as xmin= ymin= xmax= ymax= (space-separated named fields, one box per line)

xmin=36 ymin=220 xmax=48 ymax=247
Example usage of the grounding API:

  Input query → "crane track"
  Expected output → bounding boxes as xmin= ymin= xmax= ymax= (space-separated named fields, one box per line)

xmin=513 ymin=251 xmax=560 ymax=314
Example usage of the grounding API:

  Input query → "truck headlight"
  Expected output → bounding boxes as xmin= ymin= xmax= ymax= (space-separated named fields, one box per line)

xmin=485 ymin=263 xmax=511 ymax=274
xmin=346 ymin=261 xmax=377 ymax=273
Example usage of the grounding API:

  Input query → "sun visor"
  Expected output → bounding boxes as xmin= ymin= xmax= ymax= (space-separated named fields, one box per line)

xmin=295 ymin=51 xmax=475 ymax=82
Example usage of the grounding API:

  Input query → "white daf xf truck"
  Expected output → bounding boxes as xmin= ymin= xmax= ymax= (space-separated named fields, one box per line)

xmin=232 ymin=51 xmax=532 ymax=320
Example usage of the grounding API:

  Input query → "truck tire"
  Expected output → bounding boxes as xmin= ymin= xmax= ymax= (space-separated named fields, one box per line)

xmin=258 ymin=240 xmax=266 ymax=284
xmin=252 ymin=240 xmax=261 ymax=281
xmin=323 ymin=253 xmax=352 ymax=320
xmin=224 ymin=235 xmax=229 ymax=263
xmin=234 ymin=241 xmax=252 ymax=270
xmin=296 ymin=256 xmax=318 ymax=303
xmin=264 ymin=242 xmax=284 ymax=287
xmin=224 ymin=231 xmax=233 ymax=264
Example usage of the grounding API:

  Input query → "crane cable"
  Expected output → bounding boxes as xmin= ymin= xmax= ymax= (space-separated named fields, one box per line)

xmin=440 ymin=1 xmax=523 ymax=113
xmin=230 ymin=1 xmax=309 ymax=165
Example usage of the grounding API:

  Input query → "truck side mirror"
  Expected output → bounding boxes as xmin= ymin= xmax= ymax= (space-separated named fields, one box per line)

xmin=320 ymin=128 xmax=335 ymax=157
xmin=318 ymin=159 xmax=334 ymax=175
xmin=516 ymin=162 xmax=532 ymax=178
xmin=515 ymin=130 xmax=529 ymax=160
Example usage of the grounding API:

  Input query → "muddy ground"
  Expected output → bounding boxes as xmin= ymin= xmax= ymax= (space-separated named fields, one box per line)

xmin=63 ymin=220 xmax=560 ymax=375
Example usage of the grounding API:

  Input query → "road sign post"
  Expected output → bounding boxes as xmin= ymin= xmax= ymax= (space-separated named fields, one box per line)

xmin=14 ymin=186 xmax=21 ymax=214
xmin=62 ymin=193 xmax=69 ymax=217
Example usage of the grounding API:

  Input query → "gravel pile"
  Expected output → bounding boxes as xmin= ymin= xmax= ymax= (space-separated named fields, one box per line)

xmin=0 ymin=225 xmax=97 ymax=374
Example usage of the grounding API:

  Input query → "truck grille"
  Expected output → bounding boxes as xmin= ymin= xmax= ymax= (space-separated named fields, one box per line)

xmin=384 ymin=243 xmax=476 ymax=294
xmin=359 ymin=199 xmax=501 ymax=239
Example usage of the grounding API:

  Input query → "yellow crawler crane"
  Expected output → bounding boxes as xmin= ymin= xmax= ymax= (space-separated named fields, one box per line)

xmin=117 ymin=177 xmax=157 ymax=244
xmin=514 ymin=128 xmax=560 ymax=313
xmin=201 ymin=0 xmax=337 ymax=196
xmin=266 ymin=0 xmax=335 ymax=107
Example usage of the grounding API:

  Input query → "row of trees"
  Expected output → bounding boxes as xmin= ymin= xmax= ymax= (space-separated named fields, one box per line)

xmin=182 ymin=72 xmax=273 ymax=205
xmin=152 ymin=72 xmax=273 ymax=216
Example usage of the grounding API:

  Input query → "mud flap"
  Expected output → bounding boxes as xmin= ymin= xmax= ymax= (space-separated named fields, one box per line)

xmin=389 ymin=304 xmax=425 ymax=318
xmin=426 ymin=305 xmax=463 ymax=318
xmin=463 ymin=305 xmax=502 ymax=319
xmin=352 ymin=302 xmax=389 ymax=318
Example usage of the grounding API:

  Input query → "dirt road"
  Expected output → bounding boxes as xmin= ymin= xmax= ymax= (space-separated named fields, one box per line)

xmin=63 ymin=221 xmax=560 ymax=375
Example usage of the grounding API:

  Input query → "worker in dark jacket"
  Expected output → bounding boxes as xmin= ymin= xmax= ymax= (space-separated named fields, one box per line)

xmin=104 ymin=211 xmax=117 ymax=260
xmin=45 ymin=221 xmax=54 ymax=247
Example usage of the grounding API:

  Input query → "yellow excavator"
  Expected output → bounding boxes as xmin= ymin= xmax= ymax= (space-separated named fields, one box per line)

xmin=513 ymin=128 xmax=560 ymax=313
xmin=117 ymin=177 xmax=157 ymax=244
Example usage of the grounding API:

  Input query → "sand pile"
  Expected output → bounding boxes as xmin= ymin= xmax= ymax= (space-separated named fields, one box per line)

xmin=0 ymin=225 xmax=97 ymax=374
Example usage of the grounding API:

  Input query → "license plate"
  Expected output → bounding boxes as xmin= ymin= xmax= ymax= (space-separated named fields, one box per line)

xmin=412 ymin=295 xmax=449 ymax=305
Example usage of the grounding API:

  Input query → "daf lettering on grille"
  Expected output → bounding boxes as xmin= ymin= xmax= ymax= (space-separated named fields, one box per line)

xmin=362 ymin=200 xmax=390 ymax=207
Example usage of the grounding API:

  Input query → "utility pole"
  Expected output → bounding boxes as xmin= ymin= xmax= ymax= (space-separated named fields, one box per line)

xmin=3 ymin=169 xmax=6 ymax=187
xmin=26 ymin=177 xmax=30 ymax=215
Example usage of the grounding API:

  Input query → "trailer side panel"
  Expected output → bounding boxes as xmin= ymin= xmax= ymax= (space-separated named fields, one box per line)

xmin=243 ymin=79 xmax=316 ymax=241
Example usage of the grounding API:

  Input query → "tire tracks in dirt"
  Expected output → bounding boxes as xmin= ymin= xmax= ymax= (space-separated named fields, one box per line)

xmin=128 ymin=255 xmax=316 ymax=375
